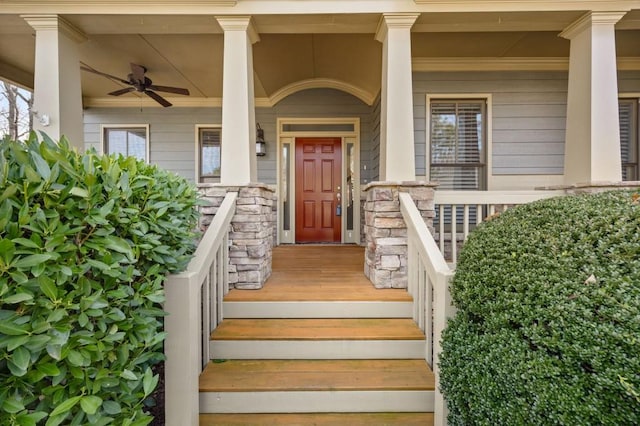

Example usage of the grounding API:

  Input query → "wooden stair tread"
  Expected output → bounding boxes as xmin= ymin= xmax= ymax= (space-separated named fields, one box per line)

xmin=199 ymin=359 xmax=435 ymax=392
xmin=211 ymin=318 xmax=425 ymax=341
xmin=199 ymin=412 xmax=434 ymax=425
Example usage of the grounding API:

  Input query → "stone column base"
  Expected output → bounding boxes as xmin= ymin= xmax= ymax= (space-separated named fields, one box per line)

xmin=198 ymin=183 xmax=275 ymax=289
xmin=363 ymin=181 xmax=437 ymax=289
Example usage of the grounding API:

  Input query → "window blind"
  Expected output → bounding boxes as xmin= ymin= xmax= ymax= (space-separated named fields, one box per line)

xmin=619 ymin=99 xmax=638 ymax=181
xmin=200 ymin=128 xmax=221 ymax=181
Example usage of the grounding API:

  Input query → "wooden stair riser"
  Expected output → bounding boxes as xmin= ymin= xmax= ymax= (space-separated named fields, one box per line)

xmin=223 ymin=301 xmax=413 ymax=319
xmin=210 ymin=340 xmax=426 ymax=360
xmin=199 ymin=391 xmax=435 ymax=414
xmin=199 ymin=412 xmax=435 ymax=425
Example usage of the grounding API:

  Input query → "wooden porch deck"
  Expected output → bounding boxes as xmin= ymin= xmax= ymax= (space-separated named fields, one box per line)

xmin=225 ymin=245 xmax=412 ymax=302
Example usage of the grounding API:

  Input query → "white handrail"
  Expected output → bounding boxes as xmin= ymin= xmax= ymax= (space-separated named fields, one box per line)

xmin=433 ymin=190 xmax=561 ymax=263
xmin=399 ymin=192 xmax=455 ymax=426
xmin=164 ymin=192 xmax=237 ymax=426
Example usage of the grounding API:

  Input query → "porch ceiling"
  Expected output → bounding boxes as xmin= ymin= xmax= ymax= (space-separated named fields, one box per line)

xmin=1 ymin=11 xmax=640 ymax=103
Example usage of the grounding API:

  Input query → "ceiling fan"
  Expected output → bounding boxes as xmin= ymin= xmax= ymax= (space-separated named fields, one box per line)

xmin=81 ymin=63 xmax=190 ymax=107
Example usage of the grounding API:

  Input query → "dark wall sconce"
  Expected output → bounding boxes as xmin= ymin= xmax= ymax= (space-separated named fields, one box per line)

xmin=256 ymin=123 xmax=266 ymax=156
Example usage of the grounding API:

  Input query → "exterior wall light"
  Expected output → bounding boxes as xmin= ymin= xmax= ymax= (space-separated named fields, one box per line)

xmin=256 ymin=123 xmax=266 ymax=156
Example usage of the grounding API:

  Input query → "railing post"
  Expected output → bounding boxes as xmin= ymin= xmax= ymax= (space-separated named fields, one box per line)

xmin=165 ymin=273 xmax=201 ymax=426
xmin=433 ymin=271 xmax=455 ymax=426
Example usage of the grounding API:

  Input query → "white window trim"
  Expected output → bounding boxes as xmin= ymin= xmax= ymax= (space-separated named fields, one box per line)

xmin=426 ymin=94 xmax=493 ymax=190
xmin=276 ymin=117 xmax=361 ymax=245
xmin=619 ymin=93 xmax=640 ymax=181
xmin=195 ymin=124 xmax=222 ymax=183
xmin=100 ymin=124 xmax=150 ymax=164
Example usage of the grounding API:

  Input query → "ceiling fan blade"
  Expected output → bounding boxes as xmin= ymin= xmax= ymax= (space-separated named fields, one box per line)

xmin=145 ymin=90 xmax=172 ymax=107
xmin=81 ymin=66 xmax=131 ymax=85
xmin=108 ymin=87 xmax=136 ymax=96
xmin=130 ymin=63 xmax=147 ymax=84
xmin=148 ymin=85 xmax=190 ymax=96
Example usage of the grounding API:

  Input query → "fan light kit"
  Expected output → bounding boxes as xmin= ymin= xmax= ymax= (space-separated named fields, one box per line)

xmin=81 ymin=63 xmax=190 ymax=107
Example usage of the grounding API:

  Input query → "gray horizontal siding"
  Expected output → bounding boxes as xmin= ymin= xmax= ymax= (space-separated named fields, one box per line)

xmin=413 ymin=71 xmax=569 ymax=176
xmin=83 ymin=88 xmax=373 ymax=185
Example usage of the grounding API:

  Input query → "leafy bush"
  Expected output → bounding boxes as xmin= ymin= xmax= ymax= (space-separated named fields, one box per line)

xmin=440 ymin=190 xmax=640 ymax=425
xmin=0 ymin=134 xmax=199 ymax=426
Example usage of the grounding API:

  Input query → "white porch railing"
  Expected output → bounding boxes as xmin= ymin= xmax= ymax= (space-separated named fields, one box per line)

xmin=164 ymin=192 xmax=237 ymax=426
xmin=433 ymin=190 xmax=562 ymax=263
xmin=399 ymin=192 xmax=455 ymax=426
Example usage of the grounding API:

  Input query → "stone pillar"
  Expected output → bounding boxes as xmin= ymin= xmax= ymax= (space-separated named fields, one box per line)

xmin=198 ymin=184 xmax=275 ymax=289
xmin=216 ymin=16 xmax=259 ymax=185
xmin=363 ymin=182 xmax=437 ymax=289
xmin=375 ymin=13 xmax=419 ymax=181
xmin=22 ymin=15 xmax=85 ymax=150
xmin=559 ymin=11 xmax=627 ymax=185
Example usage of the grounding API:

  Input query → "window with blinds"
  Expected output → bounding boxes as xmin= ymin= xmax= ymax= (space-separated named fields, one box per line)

xmin=429 ymin=100 xmax=486 ymax=190
xmin=199 ymin=127 xmax=221 ymax=182
xmin=619 ymin=99 xmax=639 ymax=181
xmin=430 ymin=99 xmax=487 ymax=232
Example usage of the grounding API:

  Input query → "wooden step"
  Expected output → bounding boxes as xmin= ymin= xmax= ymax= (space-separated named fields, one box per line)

xmin=209 ymin=319 xmax=426 ymax=359
xmin=199 ymin=359 xmax=435 ymax=413
xmin=200 ymin=412 xmax=434 ymax=425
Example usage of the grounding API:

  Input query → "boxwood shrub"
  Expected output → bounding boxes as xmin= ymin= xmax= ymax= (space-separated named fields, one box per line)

xmin=0 ymin=134 xmax=199 ymax=426
xmin=440 ymin=190 xmax=640 ymax=425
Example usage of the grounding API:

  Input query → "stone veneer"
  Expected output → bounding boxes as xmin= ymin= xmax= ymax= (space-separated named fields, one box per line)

xmin=363 ymin=181 xmax=438 ymax=289
xmin=198 ymin=183 xmax=275 ymax=289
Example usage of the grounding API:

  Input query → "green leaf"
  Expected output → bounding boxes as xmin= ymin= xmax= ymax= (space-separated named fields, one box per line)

xmin=39 ymin=275 xmax=58 ymax=300
xmin=31 ymin=150 xmax=52 ymax=180
xmin=70 ymin=187 xmax=88 ymax=198
xmin=11 ymin=346 xmax=31 ymax=371
xmin=80 ymin=395 xmax=102 ymax=415
xmin=0 ymin=320 xmax=30 ymax=336
xmin=104 ymin=236 xmax=134 ymax=258
xmin=142 ymin=367 xmax=158 ymax=397
xmin=120 ymin=369 xmax=137 ymax=381
xmin=45 ymin=413 xmax=69 ymax=426
xmin=6 ymin=335 xmax=30 ymax=351
xmin=0 ymin=184 xmax=17 ymax=203
xmin=3 ymin=292 xmax=33 ymax=304
xmin=3 ymin=396 xmax=25 ymax=414
xmin=67 ymin=350 xmax=85 ymax=367
xmin=102 ymin=400 xmax=121 ymax=415
xmin=37 ymin=362 xmax=61 ymax=376
xmin=12 ymin=237 xmax=40 ymax=249
xmin=49 ymin=395 xmax=82 ymax=417
xmin=16 ymin=412 xmax=47 ymax=426
xmin=14 ymin=253 xmax=55 ymax=268
xmin=46 ymin=344 xmax=62 ymax=360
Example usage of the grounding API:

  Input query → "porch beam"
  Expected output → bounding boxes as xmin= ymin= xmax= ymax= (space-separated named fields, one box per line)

xmin=376 ymin=13 xmax=419 ymax=181
xmin=22 ymin=14 xmax=85 ymax=150
xmin=559 ymin=11 xmax=627 ymax=184
xmin=216 ymin=16 xmax=259 ymax=185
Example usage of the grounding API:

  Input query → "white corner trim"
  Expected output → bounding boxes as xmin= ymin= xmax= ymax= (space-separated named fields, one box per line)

xmin=22 ymin=14 xmax=87 ymax=43
xmin=270 ymin=78 xmax=376 ymax=106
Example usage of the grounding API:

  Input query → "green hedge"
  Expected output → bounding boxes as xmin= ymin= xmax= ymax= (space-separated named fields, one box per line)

xmin=0 ymin=134 xmax=199 ymax=426
xmin=440 ymin=190 xmax=640 ymax=425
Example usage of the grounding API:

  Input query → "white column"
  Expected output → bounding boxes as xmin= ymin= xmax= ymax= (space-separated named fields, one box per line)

xmin=22 ymin=15 xmax=86 ymax=150
xmin=216 ymin=16 xmax=259 ymax=185
xmin=560 ymin=11 xmax=626 ymax=184
xmin=375 ymin=13 xmax=419 ymax=182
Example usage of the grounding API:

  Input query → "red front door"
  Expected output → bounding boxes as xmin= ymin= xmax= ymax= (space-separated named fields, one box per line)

xmin=295 ymin=137 xmax=342 ymax=243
